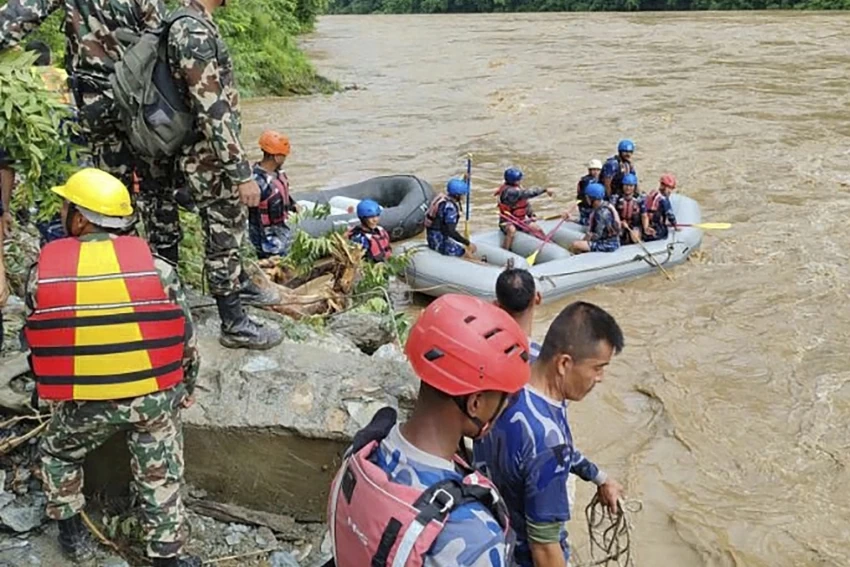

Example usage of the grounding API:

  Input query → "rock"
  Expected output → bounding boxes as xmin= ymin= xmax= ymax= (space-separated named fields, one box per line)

xmin=0 ymin=469 xmax=6 ymax=493
xmin=268 ymin=550 xmax=301 ymax=567
xmin=255 ymin=526 xmax=277 ymax=547
xmin=372 ymin=343 xmax=406 ymax=363
xmin=0 ymin=495 xmax=46 ymax=533
xmin=0 ymin=353 xmax=31 ymax=413
xmin=0 ymin=493 xmax=15 ymax=509
xmin=327 ymin=311 xmax=394 ymax=354
xmin=101 ymin=558 xmax=130 ymax=567
xmin=223 ymin=531 xmax=243 ymax=547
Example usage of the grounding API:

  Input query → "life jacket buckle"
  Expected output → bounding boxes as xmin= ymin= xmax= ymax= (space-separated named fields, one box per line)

xmin=429 ymin=488 xmax=455 ymax=514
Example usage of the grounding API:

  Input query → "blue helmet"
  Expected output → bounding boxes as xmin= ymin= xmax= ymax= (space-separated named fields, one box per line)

xmin=585 ymin=183 xmax=605 ymax=201
xmin=504 ymin=167 xmax=523 ymax=185
xmin=618 ymin=139 xmax=635 ymax=153
xmin=622 ymin=173 xmax=638 ymax=186
xmin=446 ymin=178 xmax=469 ymax=196
xmin=356 ymin=199 xmax=382 ymax=218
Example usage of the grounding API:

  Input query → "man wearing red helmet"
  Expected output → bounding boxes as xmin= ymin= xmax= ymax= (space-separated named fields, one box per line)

xmin=474 ymin=301 xmax=626 ymax=567
xmin=326 ymin=294 xmax=531 ymax=567
xmin=642 ymin=173 xmax=678 ymax=242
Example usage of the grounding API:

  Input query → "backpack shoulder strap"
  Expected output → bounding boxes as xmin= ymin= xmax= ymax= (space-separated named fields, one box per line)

xmin=348 ymin=406 xmax=397 ymax=457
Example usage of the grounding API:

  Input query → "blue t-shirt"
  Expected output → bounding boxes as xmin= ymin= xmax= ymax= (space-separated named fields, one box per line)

xmin=473 ymin=386 xmax=604 ymax=567
xmin=375 ymin=425 xmax=509 ymax=567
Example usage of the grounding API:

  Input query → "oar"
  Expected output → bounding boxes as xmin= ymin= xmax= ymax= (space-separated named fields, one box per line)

xmin=676 ymin=222 xmax=731 ymax=230
xmin=500 ymin=211 xmax=547 ymax=239
xmin=527 ymin=217 xmax=567 ymax=266
xmin=632 ymin=230 xmax=673 ymax=281
xmin=463 ymin=155 xmax=472 ymax=240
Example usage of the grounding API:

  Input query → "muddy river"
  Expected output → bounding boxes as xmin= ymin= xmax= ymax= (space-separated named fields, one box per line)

xmin=243 ymin=12 xmax=850 ymax=566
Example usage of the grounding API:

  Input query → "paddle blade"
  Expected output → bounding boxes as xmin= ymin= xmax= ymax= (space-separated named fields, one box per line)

xmin=526 ymin=250 xmax=539 ymax=266
xmin=688 ymin=222 xmax=731 ymax=230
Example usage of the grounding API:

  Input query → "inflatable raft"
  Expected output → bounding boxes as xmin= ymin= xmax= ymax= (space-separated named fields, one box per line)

xmin=292 ymin=175 xmax=434 ymax=241
xmin=399 ymin=194 xmax=703 ymax=303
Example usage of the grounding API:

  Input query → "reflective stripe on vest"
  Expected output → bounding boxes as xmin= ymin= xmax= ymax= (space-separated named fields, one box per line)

xmin=347 ymin=225 xmax=392 ymax=262
xmin=494 ymin=184 xmax=529 ymax=221
xmin=259 ymin=171 xmax=290 ymax=227
xmin=423 ymin=194 xmax=449 ymax=229
xmin=589 ymin=203 xmax=622 ymax=239
xmin=25 ymin=236 xmax=186 ymax=402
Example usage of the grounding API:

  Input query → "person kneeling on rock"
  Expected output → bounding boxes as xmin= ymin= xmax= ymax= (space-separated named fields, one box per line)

xmin=325 ymin=294 xmax=530 ymax=566
xmin=24 ymin=169 xmax=201 ymax=567
xmin=249 ymin=130 xmax=300 ymax=259
xmin=424 ymin=178 xmax=477 ymax=258
xmin=346 ymin=199 xmax=392 ymax=262
xmin=569 ymin=183 xmax=622 ymax=255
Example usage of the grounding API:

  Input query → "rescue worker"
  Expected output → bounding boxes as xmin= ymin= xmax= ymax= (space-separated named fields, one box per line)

xmin=569 ymin=183 xmax=621 ymax=254
xmin=166 ymin=0 xmax=282 ymax=350
xmin=576 ymin=159 xmax=602 ymax=226
xmin=613 ymin=173 xmax=643 ymax=245
xmin=424 ymin=178 xmax=477 ymax=258
xmin=495 ymin=167 xmax=553 ymax=250
xmin=0 ymin=0 xmax=181 ymax=267
xmin=346 ymin=199 xmax=392 ymax=263
xmin=642 ymin=173 xmax=678 ymax=241
xmin=326 ymin=294 xmax=530 ymax=567
xmin=24 ymin=169 xmax=200 ymax=567
xmin=249 ymin=130 xmax=299 ymax=258
xmin=495 ymin=267 xmax=542 ymax=361
xmin=601 ymin=139 xmax=637 ymax=199
xmin=474 ymin=301 xmax=626 ymax=567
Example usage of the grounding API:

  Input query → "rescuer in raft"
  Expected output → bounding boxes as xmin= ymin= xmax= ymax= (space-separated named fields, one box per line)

xmin=325 ymin=294 xmax=530 ymax=566
xmin=642 ymin=173 xmax=679 ymax=241
xmin=495 ymin=167 xmax=553 ymax=250
xmin=23 ymin=168 xmax=201 ymax=567
xmin=249 ymin=130 xmax=300 ymax=258
xmin=346 ymin=199 xmax=392 ymax=262
xmin=601 ymin=139 xmax=638 ymax=199
xmin=575 ymin=158 xmax=603 ymax=225
xmin=569 ymin=182 xmax=621 ymax=254
xmin=424 ymin=178 xmax=477 ymax=258
xmin=612 ymin=173 xmax=644 ymax=245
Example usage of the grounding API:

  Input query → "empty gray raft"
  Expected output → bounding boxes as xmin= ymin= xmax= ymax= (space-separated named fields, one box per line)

xmin=398 ymin=194 xmax=703 ymax=303
xmin=291 ymin=175 xmax=434 ymax=241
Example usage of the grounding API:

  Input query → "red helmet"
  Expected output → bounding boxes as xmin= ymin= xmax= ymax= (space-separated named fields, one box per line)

xmin=660 ymin=173 xmax=677 ymax=189
xmin=405 ymin=294 xmax=530 ymax=396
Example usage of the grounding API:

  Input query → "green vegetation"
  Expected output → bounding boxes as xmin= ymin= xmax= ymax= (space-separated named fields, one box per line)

xmin=329 ymin=0 xmax=849 ymax=13
xmin=2 ymin=0 xmax=336 ymax=98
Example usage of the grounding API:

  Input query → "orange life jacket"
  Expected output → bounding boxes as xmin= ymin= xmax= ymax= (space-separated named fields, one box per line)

xmin=589 ymin=203 xmax=622 ymax=239
xmin=494 ymin=184 xmax=529 ymax=222
xmin=25 ymin=236 xmax=186 ymax=402
xmin=347 ymin=225 xmax=392 ymax=262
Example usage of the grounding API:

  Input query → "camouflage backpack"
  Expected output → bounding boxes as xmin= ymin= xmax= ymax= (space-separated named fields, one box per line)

xmin=110 ymin=8 xmax=215 ymax=159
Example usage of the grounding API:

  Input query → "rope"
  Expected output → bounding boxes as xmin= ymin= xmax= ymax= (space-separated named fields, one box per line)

xmin=574 ymin=495 xmax=642 ymax=567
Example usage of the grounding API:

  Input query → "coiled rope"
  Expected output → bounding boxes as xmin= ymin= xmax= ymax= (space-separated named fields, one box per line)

xmin=574 ymin=496 xmax=642 ymax=567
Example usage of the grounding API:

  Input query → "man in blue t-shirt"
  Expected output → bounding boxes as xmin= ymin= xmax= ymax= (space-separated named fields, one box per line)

xmin=474 ymin=301 xmax=626 ymax=567
xmin=494 ymin=267 xmax=541 ymax=359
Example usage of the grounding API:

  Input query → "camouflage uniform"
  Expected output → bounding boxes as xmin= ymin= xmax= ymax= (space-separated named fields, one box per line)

xmin=166 ymin=0 xmax=253 ymax=296
xmin=27 ymin=232 xmax=199 ymax=559
xmin=0 ymin=0 xmax=182 ymax=262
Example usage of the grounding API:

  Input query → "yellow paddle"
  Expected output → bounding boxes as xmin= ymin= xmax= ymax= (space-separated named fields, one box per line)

xmin=676 ymin=222 xmax=731 ymax=230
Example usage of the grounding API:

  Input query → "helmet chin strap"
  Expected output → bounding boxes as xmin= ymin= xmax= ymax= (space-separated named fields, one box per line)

xmin=453 ymin=393 xmax=509 ymax=440
xmin=63 ymin=203 xmax=78 ymax=237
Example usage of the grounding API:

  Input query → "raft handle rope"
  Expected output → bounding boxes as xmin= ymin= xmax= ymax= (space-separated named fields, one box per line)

xmin=574 ymin=495 xmax=642 ymax=567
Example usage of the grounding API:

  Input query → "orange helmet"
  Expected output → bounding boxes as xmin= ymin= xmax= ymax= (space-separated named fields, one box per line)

xmin=259 ymin=131 xmax=291 ymax=156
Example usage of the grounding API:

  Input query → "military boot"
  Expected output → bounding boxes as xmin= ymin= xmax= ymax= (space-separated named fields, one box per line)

xmin=238 ymin=271 xmax=280 ymax=306
xmin=216 ymin=292 xmax=283 ymax=350
xmin=57 ymin=515 xmax=95 ymax=562
xmin=152 ymin=556 xmax=203 ymax=567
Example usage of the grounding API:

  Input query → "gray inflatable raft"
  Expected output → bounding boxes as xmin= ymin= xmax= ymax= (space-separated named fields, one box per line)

xmin=398 ymin=194 xmax=703 ymax=303
xmin=292 ymin=175 xmax=434 ymax=241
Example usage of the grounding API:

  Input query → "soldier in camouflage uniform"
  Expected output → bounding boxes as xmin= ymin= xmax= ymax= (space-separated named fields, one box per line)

xmin=165 ymin=0 xmax=282 ymax=350
xmin=0 ymin=0 xmax=182 ymax=264
xmin=24 ymin=169 xmax=201 ymax=567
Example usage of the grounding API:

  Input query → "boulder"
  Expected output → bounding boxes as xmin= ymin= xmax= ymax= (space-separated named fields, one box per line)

xmin=327 ymin=311 xmax=394 ymax=354
xmin=0 ymin=494 xmax=46 ymax=533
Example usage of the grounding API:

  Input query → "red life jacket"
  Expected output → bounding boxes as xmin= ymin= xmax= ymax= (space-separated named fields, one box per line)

xmin=259 ymin=170 xmax=291 ymax=227
xmin=644 ymin=190 xmax=663 ymax=214
xmin=25 ymin=236 xmax=186 ymax=402
xmin=589 ymin=203 xmax=622 ymax=239
xmin=616 ymin=195 xmax=641 ymax=226
xmin=423 ymin=194 xmax=449 ymax=229
xmin=327 ymin=408 xmax=512 ymax=567
xmin=347 ymin=225 xmax=392 ymax=262
xmin=494 ymin=183 xmax=529 ymax=222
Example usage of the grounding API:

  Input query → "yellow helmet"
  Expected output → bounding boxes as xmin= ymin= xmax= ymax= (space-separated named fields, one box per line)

xmin=51 ymin=168 xmax=134 ymax=218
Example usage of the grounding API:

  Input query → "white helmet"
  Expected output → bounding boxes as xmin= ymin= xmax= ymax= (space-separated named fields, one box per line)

xmin=587 ymin=159 xmax=603 ymax=170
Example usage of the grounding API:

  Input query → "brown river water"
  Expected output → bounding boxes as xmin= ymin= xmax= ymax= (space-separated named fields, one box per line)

xmin=242 ymin=12 xmax=850 ymax=566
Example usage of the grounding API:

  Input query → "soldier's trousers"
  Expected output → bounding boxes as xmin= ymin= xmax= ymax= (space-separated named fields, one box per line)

xmin=40 ymin=387 xmax=188 ymax=558
xmin=182 ymin=157 xmax=246 ymax=297
xmin=88 ymin=134 xmax=182 ymax=263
